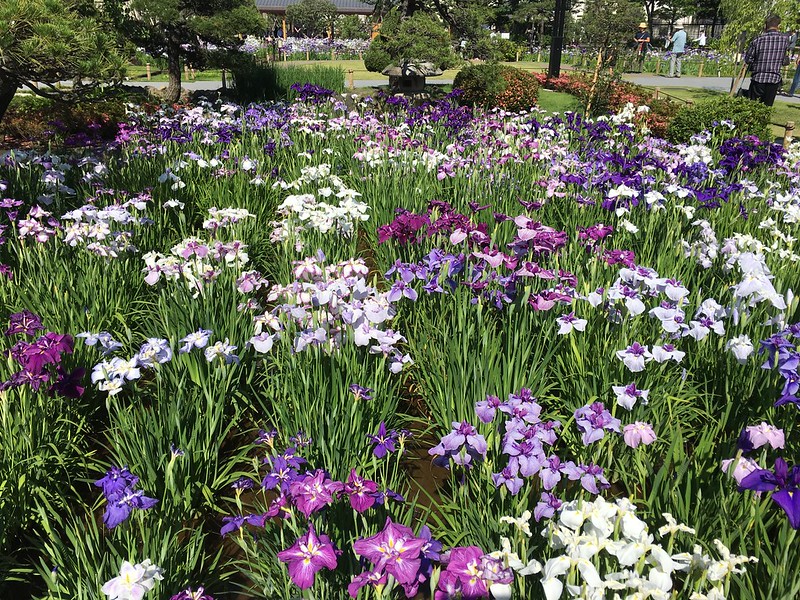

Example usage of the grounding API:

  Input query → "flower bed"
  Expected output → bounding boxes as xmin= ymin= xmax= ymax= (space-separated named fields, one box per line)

xmin=1 ymin=93 xmax=799 ymax=599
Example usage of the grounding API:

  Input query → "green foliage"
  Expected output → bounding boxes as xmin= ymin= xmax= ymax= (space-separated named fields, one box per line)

xmin=719 ymin=0 xmax=800 ymax=51
xmin=666 ymin=95 xmax=773 ymax=143
xmin=0 ymin=0 xmax=125 ymax=122
xmin=104 ymin=0 xmax=264 ymax=102
xmin=286 ymin=0 xmax=338 ymax=38
xmin=363 ymin=45 xmax=394 ymax=72
xmin=230 ymin=59 xmax=344 ymax=103
xmin=363 ymin=9 xmax=459 ymax=73
xmin=453 ymin=63 xmax=539 ymax=111
xmin=335 ymin=15 xmax=370 ymax=40
xmin=577 ymin=0 xmax=644 ymax=61
xmin=0 ymin=93 xmax=133 ymax=145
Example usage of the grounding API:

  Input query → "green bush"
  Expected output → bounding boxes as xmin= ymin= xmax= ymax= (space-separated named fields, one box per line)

xmin=363 ymin=9 xmax=459 ymax=73
xmin=666 ymin=96 xmax=773 ymax=143
xmin=453 ymin=63 xmax=539 ymax=112
xmin=363 ymin=43 xmax=393 ymax=73
xmin=230 ymin=58 xmax=344 ymax=103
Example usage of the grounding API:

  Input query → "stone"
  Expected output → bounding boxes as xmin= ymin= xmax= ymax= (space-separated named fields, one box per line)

xmin=382 ymin=60 xmax=443 ymax=94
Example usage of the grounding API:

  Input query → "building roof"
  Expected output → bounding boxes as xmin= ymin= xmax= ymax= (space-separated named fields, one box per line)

xmin=255 ymin=0 xmax=374 ymax=15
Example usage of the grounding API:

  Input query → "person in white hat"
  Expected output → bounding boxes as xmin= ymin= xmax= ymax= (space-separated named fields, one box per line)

xmin=633 ymin=22 xmax=651 ymax=72
xmin=667 ymin=24 xmax=687 ymax=77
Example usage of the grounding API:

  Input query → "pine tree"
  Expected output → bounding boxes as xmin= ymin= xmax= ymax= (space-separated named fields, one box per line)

xmin=106 ymin=0 xmax=265 ymax=103
xmin=0 ymin=0 xmax=124 ymax=124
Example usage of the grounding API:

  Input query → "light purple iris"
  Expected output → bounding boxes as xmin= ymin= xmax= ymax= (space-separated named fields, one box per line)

xmin=534 ymin=492 xmax=563 ymax=521
xmin=574 ymin=402 xmax=621 ymax=445
xmin=475 ymin=394 xmax=502 ymax=423
xmin=179 ymin=329 xmax=212 ymax=353
xmin=429 ymin=421 xmax=488 ymax=468
xmin=492 ymin=465 xmax=524 ymax=494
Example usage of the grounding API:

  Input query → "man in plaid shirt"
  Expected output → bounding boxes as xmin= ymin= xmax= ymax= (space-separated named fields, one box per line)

xmin=744 ymin=14 xmax=792 ymax=106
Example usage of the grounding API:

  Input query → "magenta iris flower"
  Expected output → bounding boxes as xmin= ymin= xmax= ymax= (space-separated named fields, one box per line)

xmin=288 ymin=470 xmax=343 ymax=517
xmin=277 ymin=524 xmax=338 ymax=590
xmin=343 ymin=469 xmax=379 ymax=513
xmin=347 ymin=570 xmax=387 ymax=598
xmin=352 ymin=518 xmax=428 ymax=586
xmin=437 ymin=546 xmax=489 ymax=599
xmin=170 ymin=587 xmax=214 ymax=600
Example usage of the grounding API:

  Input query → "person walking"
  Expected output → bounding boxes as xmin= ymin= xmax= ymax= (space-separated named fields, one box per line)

xmin=788 ymin=56 xmax=800 ymax=96
xmin=744 ymin=14 xmax=792 ymax=106
xmin=668 ymin=24 xmax=687 ymax=77
xmin=634 ymin=23 xmax=651 ymax=73
xmin=694 ymin=27 xmax=707 ymax=49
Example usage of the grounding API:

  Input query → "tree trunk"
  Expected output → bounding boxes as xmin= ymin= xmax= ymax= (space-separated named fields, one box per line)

xmin=164 ymin=36 xmax=182 ymax=104
xmin=403 ymin=0 xmax=418 ymax=17
xmin=0 ymin=79 xmax=19 ymax=126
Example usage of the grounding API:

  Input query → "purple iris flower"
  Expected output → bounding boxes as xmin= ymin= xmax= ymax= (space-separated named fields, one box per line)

xmin=367 ymin=422 xmax=398 ymax=458
xmin=429 ymin=421 xmax=488 ymax=468
xmin=739 ymin=458 xmax=800 ymax=528
xmin=352 ymin=518 xmax=427 ymax=586
xmin=574 ymin=402 xmax=621 ymax=445
xmin=94 ymin=466 xmax=138 ymax=497
xmin=498 ymin=390 xmax=542 ymax=423
xmin=261 ymin=456 xmax=299 ymax=493
xmin=534 ymin=492 xmax=563 ymax=521
xmin=349 ymin=384 xmax=373 ymax=401
xmin=170 ymin=588 xmax=214 ymax=600
xmin=102 ymin=488 xmax=158 ymax=528
xmin=48 ymin=366 xmax=85 ymax=398
xmin=220 ymin=514 xmax=269 ymax=536
xmin=5 ymin=310 xmax=44 ymax=337
xmin=231 ymin=477 xmax=254 ymax=491
xmin=492 ymin=465 xmax=524 ymax=494
xmin=277 ymin=524 xmax=339 ymax=590
xmin=576 ymin=463 xmax=611 ymax=494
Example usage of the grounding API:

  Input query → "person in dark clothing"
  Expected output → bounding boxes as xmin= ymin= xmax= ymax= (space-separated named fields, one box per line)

xmin=744 ymin=14 xmax=792 ymax=106
xmin=634 ymin=23 xmax=650 ymax=73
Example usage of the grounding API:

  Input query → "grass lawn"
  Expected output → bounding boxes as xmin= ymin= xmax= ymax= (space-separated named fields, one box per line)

xmin=123 ymin=59 xmax=558 ymax=83
xmin=538 ymin=89 xmax=583 ymax=114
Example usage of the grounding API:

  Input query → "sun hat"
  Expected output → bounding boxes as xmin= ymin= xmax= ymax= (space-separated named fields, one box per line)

xmin=675 ymin=24 xmax=684 ymax=29
xmin=638 ymin=22 xmax=647 ymax=28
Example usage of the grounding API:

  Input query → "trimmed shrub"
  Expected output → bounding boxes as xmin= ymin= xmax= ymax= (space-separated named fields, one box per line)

xmin=363 ymin=9 xmax=459 ymax=73
xmin=363 ymin=44 xmax=393 ymax=73
xmin=666 ymin=96 xmax=773 ymax=143
xmin=453 ymin=64 xmax=539 ymax=112
xmin=231 ymin=59 xmax=344 ymax=103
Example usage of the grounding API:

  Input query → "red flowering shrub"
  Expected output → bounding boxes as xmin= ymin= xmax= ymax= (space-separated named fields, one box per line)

xmin=534 ymin=72 xmax=679 ymax=137
xmin=454 ymin=64 xmax=539 ymax=112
